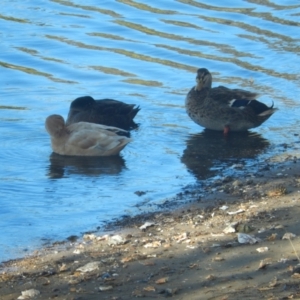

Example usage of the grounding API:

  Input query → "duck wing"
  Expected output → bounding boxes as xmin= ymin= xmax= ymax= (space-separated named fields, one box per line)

xmin=95 ymin=99 xmax=140 ymax=119
xmin=209 ymin=86 xmax=258 ymax=105
xmin=69 ymin=122 xmax=129 ymax=136
xmin=67 ymin=122 xmax=131 ymax=154
xmin=69 ymin=131 xmax=121 ymax=151
xmin=209 ymin=86 xmax=274 ymax=115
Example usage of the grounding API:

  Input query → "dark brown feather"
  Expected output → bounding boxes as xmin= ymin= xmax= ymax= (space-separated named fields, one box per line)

xmin=66 ymin=96 xmax=140 ymax=130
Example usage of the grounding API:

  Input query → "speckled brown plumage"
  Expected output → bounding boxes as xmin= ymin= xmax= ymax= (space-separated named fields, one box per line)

xmin=185 ymin=68 xmax=277 ymax=133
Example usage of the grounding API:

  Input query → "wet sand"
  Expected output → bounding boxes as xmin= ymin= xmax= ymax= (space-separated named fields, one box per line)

xmin=1 ymin=152 xmax=300 ymax=300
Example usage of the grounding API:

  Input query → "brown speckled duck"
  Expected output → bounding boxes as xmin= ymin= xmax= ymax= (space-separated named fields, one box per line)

xmin=185 ymin=68 xmax=277 ymax=134
xmin=66 ymin=96 xmax=140 ymax=130
xmin=45 ymin=114 xmax=131 ymax=156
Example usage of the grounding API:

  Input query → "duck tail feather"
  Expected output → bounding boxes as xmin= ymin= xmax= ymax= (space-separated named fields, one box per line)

xmin=258 ymin=107 xmax=278 ymax=116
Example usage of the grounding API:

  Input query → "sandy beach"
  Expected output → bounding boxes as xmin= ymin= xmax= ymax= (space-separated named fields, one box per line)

xmin=1 ymin=150 xmax=300 ymax=300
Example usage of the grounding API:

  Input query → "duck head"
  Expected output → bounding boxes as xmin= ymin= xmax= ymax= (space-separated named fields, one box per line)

xmin=195 ymin=68 xmax=212 ymax=91
xmin=45 ymin=114 xmax=66 ymax=138
xmin=70 ymin=96 xmax=96 ymax=111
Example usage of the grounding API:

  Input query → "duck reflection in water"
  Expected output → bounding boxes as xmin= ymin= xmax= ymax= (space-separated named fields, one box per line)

xmin=181 ymin=130 xmax=270 ymax=180
xmin=47 ymin=153 xmax=126 ymax=179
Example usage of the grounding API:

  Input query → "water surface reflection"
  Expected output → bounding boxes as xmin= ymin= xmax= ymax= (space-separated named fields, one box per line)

xmin=181 ymin=130 xmax=270 ymax=180
xmin=47 ymin=153 xmax=126 ymax=179
xmin=1 ymin=0 xmax=299 ymax=262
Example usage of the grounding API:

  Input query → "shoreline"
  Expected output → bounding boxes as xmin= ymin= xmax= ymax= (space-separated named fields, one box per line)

xmin=1 ymin=153 xmax=300 ymax=299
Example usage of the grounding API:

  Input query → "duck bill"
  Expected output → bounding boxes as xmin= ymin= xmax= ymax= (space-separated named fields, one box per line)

xmin=195 ymin=77 xmax=203 ymax=91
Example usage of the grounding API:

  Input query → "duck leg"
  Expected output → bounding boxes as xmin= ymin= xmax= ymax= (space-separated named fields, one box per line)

xmin=224 ymin=125 xmax=230 ymax=135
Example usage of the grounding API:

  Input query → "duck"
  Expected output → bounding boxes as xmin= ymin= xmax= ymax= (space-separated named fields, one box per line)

xmin=66 ymin=96 xmax=140 ymax=130
xmin=185 ymin=68 xmax=278 ymax=134
xmin=45 ymin=114 xmax=132 ymax=156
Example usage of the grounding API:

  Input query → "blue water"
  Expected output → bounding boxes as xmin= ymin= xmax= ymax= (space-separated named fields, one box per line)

xmin=1 ymin=0 xmax=300 ymax=262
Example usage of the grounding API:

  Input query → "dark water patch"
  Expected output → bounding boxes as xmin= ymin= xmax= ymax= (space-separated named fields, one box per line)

xmin=45 ymin=34 xmax=197 ymax=72
xmin=245 ymin=0 xmax=300 ymax=10
xmin=114 ymin=19 xmax=254 ymax=58
xmin=0 ymin=61 xmax=77 ymax=84
xmin=87 ymin=32 xmax=140 ymax=42
xmin=181 ymin=130 xmax=270 ymax=180
xmin=0 ymin=14 xmax=30 ymax=23
xmin=179 ymin=0 xmax=300 ymax=26
xmin=0 ymin=105 xmax=27 ymax=110
xmin=155 ymin=44 xmax=298 ymax=80
xmin=196 ymin=14 xmax=299 ymax=43
xmin=47 ymin=153 xmax=127 ymax=179
xmin=161 ymin=18 xmax=218 ymax=32
xmin=177 ymin=0 xmax=255 ymax=13
xmin=51 ymin=0 xmax=122 ymax=18
xmin=116 ymin=0 xmax=179 ymax=15
xmin=15 ymin=47 xmax=67 ymax=64
xmin=89 ymin=66 xmax=136 ymax=77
